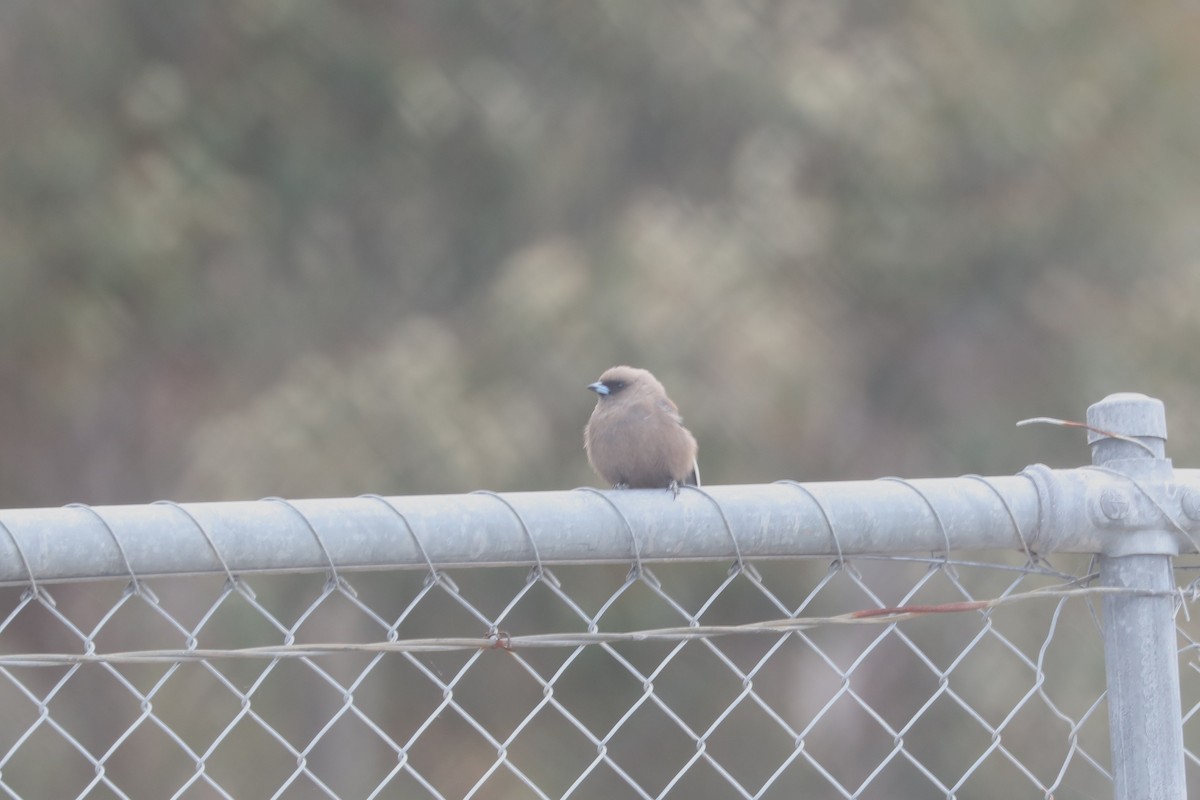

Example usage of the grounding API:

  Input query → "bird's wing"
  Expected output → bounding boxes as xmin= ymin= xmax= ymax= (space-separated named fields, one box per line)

xmin=656 ymin=396 xmax=684 ymax=425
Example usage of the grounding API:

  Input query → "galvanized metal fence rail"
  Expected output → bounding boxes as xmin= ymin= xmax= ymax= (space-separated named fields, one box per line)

xmin=0 ymin=393 xmax=1197 ymax=798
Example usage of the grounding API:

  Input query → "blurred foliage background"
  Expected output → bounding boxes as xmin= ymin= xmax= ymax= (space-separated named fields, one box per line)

xmin=3 ymin=0 xmax=1200 ymax=796
xmin=4 ymin=0 xmax=1200 ymax=508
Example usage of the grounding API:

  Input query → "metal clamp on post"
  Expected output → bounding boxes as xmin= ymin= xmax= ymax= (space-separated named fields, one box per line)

xmin=1086 ymin=393 xmax=1181 ymax=556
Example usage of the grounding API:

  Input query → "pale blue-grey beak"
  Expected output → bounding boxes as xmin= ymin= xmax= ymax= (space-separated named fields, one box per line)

xmin=587 ymin=381 xmax=609 ymax=396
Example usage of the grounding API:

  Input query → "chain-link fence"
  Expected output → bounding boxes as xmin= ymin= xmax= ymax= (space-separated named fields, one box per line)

xmin=4 ymin=3 xmax=1200 ymax=795
xmin=0 ymin=394 xmax=1197 ymax=799
xmin=0 ymin=552 xmax=1140 ymax=798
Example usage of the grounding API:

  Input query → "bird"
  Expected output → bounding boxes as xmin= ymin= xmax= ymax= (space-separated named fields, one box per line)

xmin=584 ymin=366 xmax=700 ymax=494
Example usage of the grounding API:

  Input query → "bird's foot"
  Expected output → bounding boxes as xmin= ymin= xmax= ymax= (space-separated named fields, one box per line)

xmin=613 ymin=482 xmax=630 ymax=490
xmin=668 ymin=479 xmax=680 ymax=498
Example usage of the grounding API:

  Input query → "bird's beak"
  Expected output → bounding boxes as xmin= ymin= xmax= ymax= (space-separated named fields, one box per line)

xmin=587 ymin=381 xmax=609 ymax=396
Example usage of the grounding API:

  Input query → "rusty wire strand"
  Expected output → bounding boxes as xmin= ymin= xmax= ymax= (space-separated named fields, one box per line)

xmin=0 ymin=583 xmax=1161 ymax=667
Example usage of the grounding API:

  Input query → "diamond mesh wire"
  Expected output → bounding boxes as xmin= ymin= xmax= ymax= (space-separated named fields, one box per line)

xmin=4 ymin=540 xmax=1199 ymax=799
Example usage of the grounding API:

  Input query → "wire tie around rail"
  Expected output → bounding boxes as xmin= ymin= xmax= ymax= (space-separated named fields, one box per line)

xmin=262 ymin=497 xmax=354 ymax=596
xmin=680 ymin=485 xmax=749 ymax=577
xmin=878 ymin=477 xmax=954 ymax=568
xmin=574 ymin=487 xmax=646 ymax=580
xmin=152 ymin=500 xmax=243 ymax=597
xmin=470 ymin=490 xmax=554 ymax=587
xmin=67 ymin=504 xmax=157 ymax=603
xmin=774 ymin=480 xmax=845 ymax=568
xmin=0 ymin=518 xmax=51 ymax=606
xmin=963 ymin=474 xmax=1037 ymax=565
xmin=361 ymin=494 xmax=455 ymax=592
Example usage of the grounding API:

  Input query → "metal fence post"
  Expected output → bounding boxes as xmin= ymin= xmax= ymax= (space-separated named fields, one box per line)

xmin=1090 ymin=393 xmax=1186 ymax=799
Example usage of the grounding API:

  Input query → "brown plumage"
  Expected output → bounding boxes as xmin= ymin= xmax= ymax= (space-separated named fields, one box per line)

xmin=584 ymin=366 xmax=700 ymax=493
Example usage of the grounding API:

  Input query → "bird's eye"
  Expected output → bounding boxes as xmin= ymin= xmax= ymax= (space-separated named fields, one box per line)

xmin=612 ymin=381 xmax=625 ymax=390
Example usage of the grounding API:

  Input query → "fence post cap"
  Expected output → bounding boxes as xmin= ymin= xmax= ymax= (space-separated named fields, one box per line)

xmin=1085 ymin=393 xmax=1167 ymax=444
